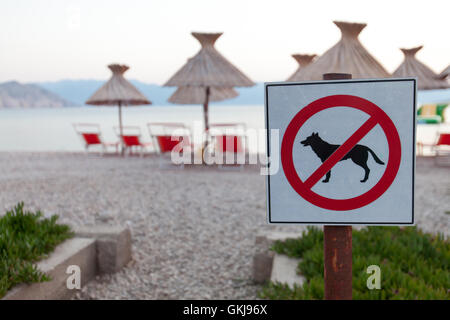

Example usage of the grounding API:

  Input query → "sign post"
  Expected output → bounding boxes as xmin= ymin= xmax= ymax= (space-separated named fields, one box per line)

xmin=322 ymin=73 xmax=353 ymax=300
xmin=264 ymin=73 xmax=415 ymax=300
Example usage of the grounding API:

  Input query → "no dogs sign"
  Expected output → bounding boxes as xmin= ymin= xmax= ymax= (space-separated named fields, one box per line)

xmin=265 ymin=78 xmax=416 ymax=224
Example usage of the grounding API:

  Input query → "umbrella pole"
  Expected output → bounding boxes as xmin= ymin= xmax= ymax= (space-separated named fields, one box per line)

xmin=202 ymin=86 xmax=210 ymax=163
xmin=118 ymin=101 xmax=124 ymax=156
xmin=203 ymin=86 xmax=210 ymax=133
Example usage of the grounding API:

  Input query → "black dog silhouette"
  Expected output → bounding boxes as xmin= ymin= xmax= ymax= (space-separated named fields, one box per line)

xmin=300 ymin=132 xmax=384 ymax=183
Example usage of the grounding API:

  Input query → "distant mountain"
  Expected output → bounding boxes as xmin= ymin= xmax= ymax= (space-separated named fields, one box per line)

xmin=0 ymin=81 xmax=74 ymax=108
xmin=36 ymin=79 xmax=264 ymax=106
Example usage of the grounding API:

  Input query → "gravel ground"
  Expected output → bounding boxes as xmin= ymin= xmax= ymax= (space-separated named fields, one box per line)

xmin=0 ymin=152 xmax=448 ymax=299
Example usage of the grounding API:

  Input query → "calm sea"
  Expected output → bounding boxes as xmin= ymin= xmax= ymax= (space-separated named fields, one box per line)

xmin=0 ymin=105 xmax=265 ymax=153
xmin=0 ymin=105 xmax=447 ymax=154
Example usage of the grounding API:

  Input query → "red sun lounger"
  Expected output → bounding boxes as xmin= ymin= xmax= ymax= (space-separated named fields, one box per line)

xmin=147 ymin=123 xmax=194 ymax=167
xmin=113 ymin=126 xmax=154 ymax=156
xmin=147 ymin=123 xmax=193 ymax=154
xmin=73 ymin=123 xmax=119 ymax=154
xmin=208 ymin=123 xmax=247 ymax=167
xmin=417 ymin=132 xmax=450 ymax=165
xmin=417 ymin=132 xmax=450 ymax=155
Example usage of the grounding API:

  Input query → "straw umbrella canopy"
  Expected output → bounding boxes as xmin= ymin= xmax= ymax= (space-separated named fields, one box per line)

xmin=286 ymin=54 xmax=317 ymax=81
xmin=164 ymin=32 xmax=254 ymax=135
xmin=86 ymin=64 xmax=151 ymax=154
xmin=168 ymin=86 xmax=239 ymax=104
xmin=392 ymin=46 xmax=450 ymax=90
xmin=438 ymin=65 xmax=450 ymax=80
xmin=298 ymin=21 xmax=390 ymax=80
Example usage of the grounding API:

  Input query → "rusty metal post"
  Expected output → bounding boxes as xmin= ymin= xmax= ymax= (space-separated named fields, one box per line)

xmin=323 ymin=225 xmax=352 ymax=299
xmin=322 ymin=72 xmax=353 ymax=300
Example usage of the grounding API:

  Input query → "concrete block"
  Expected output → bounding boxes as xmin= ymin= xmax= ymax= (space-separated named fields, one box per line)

xmin=270 ymin=254 xmax=305 ymax=289
xmin=3 ymin=238 xmax=96 ymax=300
xmin=253 ymin=251 xmax=275 ymax=284
xmin=76 ymin=225 xmax=132 ymax=274
xmin=253 ymin=231 xmax=302 ymax=284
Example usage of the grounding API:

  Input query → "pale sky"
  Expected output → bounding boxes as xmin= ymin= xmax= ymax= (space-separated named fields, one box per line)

xmin=0 ymin=0 xmax=448 ymax=84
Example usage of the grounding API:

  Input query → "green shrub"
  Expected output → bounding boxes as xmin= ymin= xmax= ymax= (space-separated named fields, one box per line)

xmin=260 ymin=226 xmax=449 ymax=300
xmin=0 ymin=202 xmax=73 ymax=298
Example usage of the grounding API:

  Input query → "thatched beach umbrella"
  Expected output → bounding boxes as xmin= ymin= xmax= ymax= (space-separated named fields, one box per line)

xmin=393 ymin=46 xmax=450 ymax=90
xmin=86 ymin=64 xmax=151 ymax=154
xmin=168 ymin=86 xmax=239 ymax=104
xmin=299 ymin=21 xmax=390 ymax=80
xmin=286 ymin=54 xmax=317 ymax=81
xmin=164 ymin=32 xmax=254 ymax=135
xmin=438 ymin=65 xmax=450 ymax=80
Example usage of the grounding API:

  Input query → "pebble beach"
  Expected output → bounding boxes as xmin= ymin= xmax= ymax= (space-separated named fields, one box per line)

xmin=0 ymin=152 xmax=448 ymax=299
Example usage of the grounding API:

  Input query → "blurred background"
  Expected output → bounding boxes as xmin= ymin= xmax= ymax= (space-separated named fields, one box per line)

xmin=0 ymin=0 xmax=449 ymax=153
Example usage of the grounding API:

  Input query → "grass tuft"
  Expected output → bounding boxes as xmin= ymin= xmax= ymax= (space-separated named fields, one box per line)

xmin=260 ymin=226 xmax=449 ymax=300
xmin=0 ymin=202 xmax=73 ymax=298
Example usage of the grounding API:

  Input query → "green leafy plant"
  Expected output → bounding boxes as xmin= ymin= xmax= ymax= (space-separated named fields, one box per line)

xmin=0 ymin=202 xmax=73 ymax=298
xmin=260 ymin=226 xmax=449 ymax=300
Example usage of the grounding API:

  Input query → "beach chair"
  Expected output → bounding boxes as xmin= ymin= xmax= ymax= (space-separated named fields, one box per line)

xmin=208 ymin=123 xmax=247 ymax=168
xmin=113 ymin=126 xmax=153 ymax=156
xmin=432 ymin=133 xmax=450 ymax=165
xmin=417 ymin=132 xmax=450 ymax=164
xmin=73 ymin=123 xmax=119 ymax=154
xmin=147 ymin=123 xmax=193 ymax=167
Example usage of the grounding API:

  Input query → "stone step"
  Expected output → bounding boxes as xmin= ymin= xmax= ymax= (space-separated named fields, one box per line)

xmin=270 ymin=254 xmax=305 ymax=289
xmin=2 ymin=224 xmax=133 ymax=300
xmin=3 ymin=238 xmax=96 ymax=300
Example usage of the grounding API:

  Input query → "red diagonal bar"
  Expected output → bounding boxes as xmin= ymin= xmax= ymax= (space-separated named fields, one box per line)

xmin=303 ymin=116 xmax=378 ymax=189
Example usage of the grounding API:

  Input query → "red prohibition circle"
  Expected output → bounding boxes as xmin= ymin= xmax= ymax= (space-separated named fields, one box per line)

xmin=281 ymin=95 xmax=401 ymax=211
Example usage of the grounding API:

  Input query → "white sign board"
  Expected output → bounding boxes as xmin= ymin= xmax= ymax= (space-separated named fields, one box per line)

xmin=265 ymin=78 xmax=416 ymax=225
